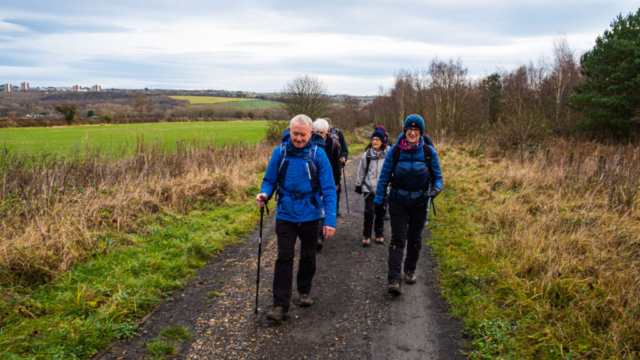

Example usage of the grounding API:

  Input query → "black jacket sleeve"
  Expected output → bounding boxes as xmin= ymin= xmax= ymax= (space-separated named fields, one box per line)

xmin=337 ymin=129 xmax=349 ymax=160
xmin=328 ymin=137 xmax=342 ymax=185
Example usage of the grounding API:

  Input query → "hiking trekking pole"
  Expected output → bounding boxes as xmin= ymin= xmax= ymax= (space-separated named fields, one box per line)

xmin=342 ymin=163 xmax=350 ymax=214
xmin=425 ymin=196 xmax=432 ymax=227
xmin=255 ymin=196 xmax=269 ymax=314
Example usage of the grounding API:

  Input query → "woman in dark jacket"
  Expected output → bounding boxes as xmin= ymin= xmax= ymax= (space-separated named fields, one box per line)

xmin=373 ymin=114 xmax=443 ymax=295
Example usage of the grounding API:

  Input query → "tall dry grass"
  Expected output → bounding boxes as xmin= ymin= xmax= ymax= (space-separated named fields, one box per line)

xmin=457 ymin=138 xmax=640 ymax=357
xmin=0 ymin=139 xmax=272 ymax=287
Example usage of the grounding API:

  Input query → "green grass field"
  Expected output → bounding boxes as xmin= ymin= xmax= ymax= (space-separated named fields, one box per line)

xmin=207 ymin=100 xmax=282 ymax=110
xmin=170 ymin=96 xmax=256 ymax=104
xmin=0 ymin=121 xmax=267 ymax=158
xmin=170 ymin=96 xmax=282 ymax=110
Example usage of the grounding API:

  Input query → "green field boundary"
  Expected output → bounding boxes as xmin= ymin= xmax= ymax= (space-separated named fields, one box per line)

xmin=169 ymin=96 xmax=256 ymax=104
xmin=203 ymin=100 xmax=282 ymax=110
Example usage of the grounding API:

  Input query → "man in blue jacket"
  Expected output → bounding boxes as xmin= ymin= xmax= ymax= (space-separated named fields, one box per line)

xmin=374 ymin=114 xmax=443 ymax=295
xmin=256 ymin=114 xmax=337 ymax=321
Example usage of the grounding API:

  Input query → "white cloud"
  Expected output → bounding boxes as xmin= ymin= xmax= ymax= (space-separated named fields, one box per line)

xmin=0 ymin=1 xmax=637 ymax=94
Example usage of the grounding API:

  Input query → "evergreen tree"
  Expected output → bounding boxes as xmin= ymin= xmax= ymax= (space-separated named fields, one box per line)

xmin=482 ymin=72 xmax=502 ymax=125
xmin=568 ymin=8 xmax=640 ymax=136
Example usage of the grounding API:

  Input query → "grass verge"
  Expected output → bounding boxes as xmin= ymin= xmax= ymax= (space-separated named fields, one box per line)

xmin=430 ymin=142 xmax=639 ymax=359
xmin=0 ymin=201 xmax=259 ymax=359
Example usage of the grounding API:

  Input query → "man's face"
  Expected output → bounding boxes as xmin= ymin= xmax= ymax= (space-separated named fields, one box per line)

xmin=315 ymin=129 xmax=327 ymax=139
xmin=405 ymin=127 xmax=421 ymax=144
xmin=290 ymin=122 xmax=313 ymax=148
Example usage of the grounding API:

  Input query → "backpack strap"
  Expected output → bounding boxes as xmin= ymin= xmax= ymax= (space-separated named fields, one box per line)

xmin=423 ymin=144 xmax=433 ymax=188
xmin=363 ymin=148 xmax=373 ymax=176
xmin=389 ymin=140 xmax=434 ymax=189
xmin=277 ymin=144 xmax=320 ymax=200
xmin=389 ymin=146 xmax=402 ymax=187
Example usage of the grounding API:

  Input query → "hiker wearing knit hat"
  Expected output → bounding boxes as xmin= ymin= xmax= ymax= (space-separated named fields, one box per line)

xmin=355 ymin=126 xmax=389 ymax=247
xmin=403 ymin=114 xmax=425 ymax=135
xmin=373 ymin=114 xmax=443 ymax=296
xmin=374 ymin=125 xmax=394 ymax=146
xmin=371 ymin=127 xmax=387 ymax=142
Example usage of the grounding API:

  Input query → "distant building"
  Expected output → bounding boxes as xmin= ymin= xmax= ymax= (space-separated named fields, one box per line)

xmin=2 ymin=84 xmax=12 ymax=92
xmin=73 ymin=85 xmax=82 ymax=91
xmin=91 ymin=85 xmax=102 ymax=92
xmin=26 ymin=114 xmax=63 ymax=118
xmin=21 ymin=82 xmax=29 ymax=91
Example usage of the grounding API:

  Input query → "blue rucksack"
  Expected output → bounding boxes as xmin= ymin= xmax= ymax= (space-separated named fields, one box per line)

xmin=276 ymin=142 xmax=321 ymax=197
xmin=389 ymin=134 xmax=435 ymax=189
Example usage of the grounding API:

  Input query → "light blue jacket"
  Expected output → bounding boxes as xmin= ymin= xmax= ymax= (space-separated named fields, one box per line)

xmin=260 ymin=138 xmax=337 ymax=227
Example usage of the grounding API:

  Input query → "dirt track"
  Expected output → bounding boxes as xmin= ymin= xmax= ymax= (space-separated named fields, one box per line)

xmin=104 ymin=155 xmax=466 ymax=360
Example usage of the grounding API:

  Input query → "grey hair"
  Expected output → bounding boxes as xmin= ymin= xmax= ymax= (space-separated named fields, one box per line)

xmin=313 ymin=118 xmax=330 ymax=132
xmin=290 ymin=114 xmax=313 ymax=130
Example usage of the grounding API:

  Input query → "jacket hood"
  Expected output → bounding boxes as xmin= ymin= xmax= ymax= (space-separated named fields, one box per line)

xmin=281 ymin=129 xmax=291 ymax=143
xmin=311 ymin=132 xmax=326 ymax=148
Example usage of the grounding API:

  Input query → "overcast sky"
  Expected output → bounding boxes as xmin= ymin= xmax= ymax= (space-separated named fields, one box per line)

xmin=0 ymin=1 xmax=637 ymax=95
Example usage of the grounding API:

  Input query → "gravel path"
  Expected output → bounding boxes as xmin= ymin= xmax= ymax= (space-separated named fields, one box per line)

xmin=104 ymin=155 xmax=466 ymax=360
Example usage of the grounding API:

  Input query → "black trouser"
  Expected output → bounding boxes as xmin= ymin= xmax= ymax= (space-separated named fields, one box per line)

xmin=387 ymin=200 xmax=426 ymax=284
xmin=363 ymin=193 xmax=386 ymax=239
xmin=273 ymin=218 xmax=319 ymax=307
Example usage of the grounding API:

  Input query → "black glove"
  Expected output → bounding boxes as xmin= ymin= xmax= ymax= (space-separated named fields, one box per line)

xmin=355 ymin=185 xmax=363 ymax=194
xmin=374 ymin=202 xmax=385 ymax=213
xmin=424 ymin=187 xmax=441 ymax=199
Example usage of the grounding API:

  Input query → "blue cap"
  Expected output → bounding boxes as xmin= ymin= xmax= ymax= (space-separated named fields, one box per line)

xmin=403 ymin=114 xmax=424 ymax=134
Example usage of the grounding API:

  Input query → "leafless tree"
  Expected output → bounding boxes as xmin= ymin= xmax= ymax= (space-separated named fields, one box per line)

xmin=540 ymin=36 xmax=582 ymax=135
xmin=427 ymin=58 xmax=473 ymax=136
xmin=497 ymin=63 xmax=546 ymax=162
xmin=280 ymin=74 xmax=332 ymax=120
xmin=130 ymin=93 xmax=149 ymax=117
xmin=333 ymin=96 xmax=362 ymax=130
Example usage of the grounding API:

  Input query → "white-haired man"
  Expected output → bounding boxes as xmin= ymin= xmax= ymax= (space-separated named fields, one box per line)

xmin=256 ymin=114 xmax=337 ymax=321
xmin=312 ymin=118 xmax=342 ymax=250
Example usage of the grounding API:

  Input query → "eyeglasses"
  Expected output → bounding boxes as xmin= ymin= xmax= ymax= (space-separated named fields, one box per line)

xmin=406 ymin=128 xmax=420 ymax=134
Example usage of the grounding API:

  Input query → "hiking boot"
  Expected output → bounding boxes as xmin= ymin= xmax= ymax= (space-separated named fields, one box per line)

xmin=317 ymin=236 xmax=324 ymax=251
xmin=266 ymin=306 xmax=289 ymax=321
xmin=387 ymin=282 xmax=402 ymax=295
xmin=375 ymin=237 xmax=385 ymax=244
xmin=362 ymin=237 xmax=371 ymax=247
xmin=300 ymin=294 xmax=315 ymax=307
xmin=405 ymin=272 xmax=417 ymax=285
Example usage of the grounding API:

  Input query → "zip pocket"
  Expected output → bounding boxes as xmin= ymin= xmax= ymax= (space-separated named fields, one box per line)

xmin=306 ymin=162 xmax=312 ymax=180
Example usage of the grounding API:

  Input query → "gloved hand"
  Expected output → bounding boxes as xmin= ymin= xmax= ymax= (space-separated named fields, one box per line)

xmin=424 ymin=187 xmax=441 ymax=200
xmin=355 ymin=185 xmax=363 ymax=194
xmin=374 ymin=202 xmax=385 ymax=213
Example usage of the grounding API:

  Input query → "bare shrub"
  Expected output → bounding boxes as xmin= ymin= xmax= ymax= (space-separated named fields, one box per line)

xmin=0 ymin=140 xmax=272 ymax=286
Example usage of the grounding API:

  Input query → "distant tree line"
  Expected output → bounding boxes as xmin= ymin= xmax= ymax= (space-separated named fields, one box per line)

xmin=365 ymin=9 xmax=640 ymax=143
